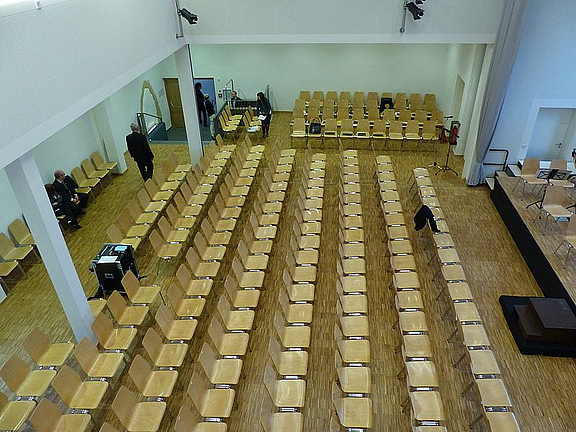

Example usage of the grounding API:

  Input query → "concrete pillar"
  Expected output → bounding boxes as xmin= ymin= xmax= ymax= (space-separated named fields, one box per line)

xmin=90 ymin=102 xmax=128 ymax=173
xmin=174 ymin=44 xmax=203 ymax=164
xmin=5 ymin=153 xmax=95 ymax=343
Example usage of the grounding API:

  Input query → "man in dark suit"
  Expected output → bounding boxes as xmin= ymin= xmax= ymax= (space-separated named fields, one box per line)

xmin=52 ymin=170 xmax=84 ymax=228
xmin=126 ymin=123 xmax=154 ymax=181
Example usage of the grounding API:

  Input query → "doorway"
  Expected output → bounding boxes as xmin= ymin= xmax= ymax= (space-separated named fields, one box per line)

xmin=527 ymin=108 xmax=576 ymax=160
xmin=452 ymin=75 xmax=465 ymax=122
xmin=163 ymin=78 xmax=185 ymax=128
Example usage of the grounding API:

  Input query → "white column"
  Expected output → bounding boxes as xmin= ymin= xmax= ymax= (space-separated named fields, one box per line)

xmin=175 ymin=44 xmax=203 ymax=164
xmin=5 ymin=153 xmax=95 ymax=343
xmin=90 ymin=102 xmax=128 ymax=173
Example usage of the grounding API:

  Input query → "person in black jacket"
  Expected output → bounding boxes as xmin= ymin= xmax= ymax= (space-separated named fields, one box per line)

xmin=195 ymin=82 xmax=208 ymax=127
xmin=205 ymin=94 xmax=216 ymax=139
xmin=256 ymin=92 xmax=272 ymax=138
xmin=126 ymin=123 xmax=154 ymax=181
xmin=414 ymin=205 xmax=440 ymax=233
xmin=51 ymin=173 xmax=83 ymax=228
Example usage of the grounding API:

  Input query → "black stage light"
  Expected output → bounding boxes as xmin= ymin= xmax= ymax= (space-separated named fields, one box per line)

xmin=178 ymin=8 xmax=198 ymax=25
xmin=415 ymin=0 xmax=425 ymax=4
xmin=406 ymin=2 xmax=424 ymax=20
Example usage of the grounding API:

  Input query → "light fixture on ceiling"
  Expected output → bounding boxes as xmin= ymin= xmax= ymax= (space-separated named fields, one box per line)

xmin=178 ymin=8 xmax=198 ymax=25
xmin=400 ymin=0 xmax=426 ymax=33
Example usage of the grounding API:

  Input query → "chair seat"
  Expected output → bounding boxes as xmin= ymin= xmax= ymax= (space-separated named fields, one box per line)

xmin=343 ymin=216 xmax=363 ymax=229
xmin=174 ymin=297 xmax=206 ymax=317
xmin=340 ymin=294 xmax=367 ymax=314
xmin=88 ymin=351 xmax=124 ymax=378
xmin=208 ymin=232 xmax=232 ymax=246
xmin=275 ymin=350 xmax=309 ymax=376
xmin=390 ymin=255 xmax=416 ymax=271
xmin=441 ymin=265 xmax=466 ymax=282
xmin=455 ymin=302 xmax=481 ymax=322
xmin=270 ymin=380 xmax=306 ymax=408
xmin=154 ymin=344 xmax=187 ymax=367
xmin=337 ymin=366 xmax=371 ymax=394
xmin=124 ymin=401 xmax=166 ymax=431
xmin=173 ymin=217 xmax=196 ymax=229
xmin=139 ymin=369 xmax=178 ymax=398
xmin=158 ymin=243 xmax=182 ymax=259
xmin=410 ymin=391 xmax=445 ymax=423
xmin=340 ymin=315 xmax=369 ymax=337
xmin=301 ymin=209 xmax=322 ymax=222
xmin=295 ymin=249 xmax=318 ymax=265
xmin=255 ymin=226 xmax=278 ymax=239
xmin=195 ymin=261 xmax=220 ymax=278
xmin=56 ymin=413 xmax=92 ymax=432
xmin=183 ymin=279 xmax=213 ymax=296
xmin=343 ymin=228 xmax=364 ymax=243
xmin=259 ymin=214 xmax=279 ymax=226
xmin=396 ymin=291 xmax=424 ymax=310
xmin=4 ymin=246 xmax=32 ymax=261
xmin=216 ymin=332 xmax=250 ymax=356
xmin=300 ymin=222 xmax=321 ymax=235
xmin=284 ymin=303 xmax=313 ymax=323
xmin=463 ymin=325 xmax=491 ymax=348
xmin=342 ymin=258 xmax=366 ymax=275
xmin=237 ymin=270 xmax=265 ymax=288
xmin=406 ymin=361 xmax=438 ymax=388
xmin=337 ymin=397 xmax=373 ymax=428
xmin=279 ymin=325 xmax=311 ymax=349
xmin=341 ymin=275 xmax=366 ymax=293
xmin=470 ymin=350 xmax=501 ymax=376
xmin=15 ymin=369 xmax=56 ymax=397
xmin=393 ymin=272 xmax=420 ymax=291
xmin=337 ymin=339 xmax=370 ymax=363
xmin=303 ymin=198 xmax=322 ymax=210
xmin=0 ymin=400 xmax=35 ymax=430
xmin=298 ymin=235 xmax=320 ymax=249
xmin=201 ymin=245 xmax=226 ymax=262
xmin=249 ymin=239 xmax=273 ymax=255
xmin=477 ymin=379 xmax=511 ymax=407
xmin=398 ymin=311 xmax=428 ymax=332
xmin=543 ymin=204 xmax=572 ymax=218
xmin=222 ymin=309 xmax=255 ymax=330
xmin=221 ymin=207 xmax=242 ymax=219
xmin=286 ymin=283 xmax=315 ymax=302
xmin=292 ymin=266 xmax=317 ymax=283
xmin=485 ymin=411 xmax=520 ymax=431
xmin=215 ymin=219 xmax=236 ymax=232
xmin=341 ymin=243 xmax=365 ymax=258
xmin=37 ymin=342 xmax=74 ymax=367
xmin=166 ymin=229 xmax=189 ymax=244
xmin=181 ymin=206 xmax=202 ymax=218
xmin=243 ymin=254 xmax=269 ymax=271
xmin=230 ymin=288 xmax=261 ymax=308
xmin=267 ymin=412 xmax=303 ymax=432
xmin=207 ymin=359 xmax=243 ymax=385
xmin=403 ymin=334 xmax=433 ymax=358
xmin=102 ymin=327 xmax=137 ymax=350
xmin=389 ymin=240 xmax=412 ymax=255
xmin=116 ymin=305 xmax=149 ymax=326
xmin=198 ymin=388 xmax=235 ymax=418
xmin=68 ymin=380 xmax=108 ymax=409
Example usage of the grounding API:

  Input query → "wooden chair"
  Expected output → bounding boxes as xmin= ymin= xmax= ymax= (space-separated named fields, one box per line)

xmin=150 ymin=229 xmax=182 ymax=264
xmin=142 ymin=328 xmax=187 ymax=368
xmin=137 ymin=189 xmax=166 ymax=213
xmin=121 ymin=270 xmax=159 ymax=305
xmin=0 ymin=261 xmax=25 ymax=292
xmin=217 ymin=295 xmax=255 ymax=331
xmin=225 ymin=274 xmax=260 ymax=308
xmin=0 ymin=355 xmax=55 ymax=397
xmin=187 ymin=369 xmax=235 ymax=418
xmin=264 ymin=363 xmax=306 ymax=408
xmin=334 ymin=324 xmax=370 ymax=364
xmin=158 ymin=215 xmax=189 ymax=244
xmin=194 ymin=231 xmax=225 ymax=262
xmin=169 ymin=153 xmax=192 ymax=173
xmin=112 ymin=386 xmax=166 ymax=431
xmin=128 ymin=354 xmax=177 ymax=398
xmin=106 ymin=224 xmax=141 ymax=251
xmin=92 ymin=312 xmax=137 ymax=351
xmin=167 ymin=283 xmax=206 ymax=318
xmin=21 ymin=329 xmax=72 ymax=370
xmin=198 ymin=342 xmax=242 ymax=385
xmin=30 ymin=398 xmax=90 ymax=432
xmin=0 ymin=233 xmax=37 ymax=262
xmin=261 ymin=390 xmax=303 ymax=432
xmin=8 ymin=219 xmax=35 ymax=247
xmin=155 ymin=303 xmax=197 ymax=341
xmin=268 ymin=335 xmax=308 ymax=377
xmin=176 ymin=263 xmax=213 ymax=297
xmin=99 ymin=423 xmax=120 ymax=432
xmin=539 ymin=185 xmax=572 ymax=231
xmin=0 ymin=390 xmax=35 ymax=431
xmin=336 ymin=301 xmax=368 ymax=338
xmin=186 ymin=246 xmax=220 ymax=279
xmin=82 ymin=158 xmax=108 ymax=181
xmin=128 ymin=198 xmax=158 ymax=225
xmin=208 ymin=315 xmax=249 ymax=356
xmin=274 ymin=310 xmax=310 ymax=349
xmin=74 ymin=337 xmax=124 ymax=378
xmin=107 ymin=290 xmax=148 ymax=326
xmin=52 ymin=365 xmax=108 ymax=410
xmin=175 ymin=404 xmax=228 ymax=432
xmin=117 ymin=210 xmax=149 ymax=238
xmin=71 ymin=166 xmax=100 ymax=190
xmin=332 ymin=381 xmax=372 ymax=428
xmin=554 ymin=214 xmax=576 ymax=268
xmin=91 ymin=151 xmax=117 ymax=172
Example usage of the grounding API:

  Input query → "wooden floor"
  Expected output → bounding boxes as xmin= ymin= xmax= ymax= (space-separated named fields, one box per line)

xmin=497 ymin=176 xmax=576 ymax=303
xmin=1 ymin=112 xmax=576 ymax=431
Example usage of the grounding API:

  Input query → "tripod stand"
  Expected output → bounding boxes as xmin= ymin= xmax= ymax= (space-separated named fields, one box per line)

xmin=436 ymin=143 xmax=458 ymax=175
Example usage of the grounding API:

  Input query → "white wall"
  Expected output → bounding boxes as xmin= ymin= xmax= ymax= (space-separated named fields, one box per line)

xmin=489 ymin=0 xmax=576 ymax=163
xmin=191 ymin=44 xmax=453 ymax=112
xmin=183 ymin=0 xmax=505 ymax=44
xmin=0 ymin=0 xmax=182 ymax=169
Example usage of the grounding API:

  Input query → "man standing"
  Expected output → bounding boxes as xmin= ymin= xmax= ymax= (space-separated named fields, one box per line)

xmin=126 ymin=123 xmax=154 ymax=181
xmin=205 ymin=94 xmax=216 ymax=139
xmin=195 ymin=82 xmax=208 ymax=127
xmin=52 ymin=170 xmax=84 ymax=228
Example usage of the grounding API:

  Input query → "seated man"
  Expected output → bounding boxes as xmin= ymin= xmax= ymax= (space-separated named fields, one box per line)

xmin=45 ymin=183 xmax=81 ymax=229
xmin=52 ymin=169 xmax=88 ymax=212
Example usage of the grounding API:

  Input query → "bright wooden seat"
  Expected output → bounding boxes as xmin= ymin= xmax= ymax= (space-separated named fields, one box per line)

xmin=52 ymin=365 xmax=108 ymax=410
xmin=403 ymin=334 xmax=433 ymax=359
xmin=0 ymin=233 xmax=35 ymax=262
xmin=260 ymin=391 xmax=303 ymax=432
xmin=91 ymin=313 xmax=137 ymax=350
xmin=8 ymin=219 xmax=34 ymax=247
xmin=264 ymin=363 xmax=306 ymax=408
xmin=129 ymin=354 xmax=177 ymax=398
xmin=188 ymin=370 xmax=235 ymax=418
xmin=225 ymin=275 xmax=260 ymax=308
xmin=232 ymin=257 xmax=264 ymax=289
xmin=274 ymin=311 xmax=311 ymax=349
xmin=74 ymin=337 xmax=124 ymax=378
xmin=278 ymin=290 xmax=313 ymax=324
xmin=337 ymin=302 xmax=368 ymax=337
xmin=92 ymin=151 xmax=118 ymax=171
xmin=238 ymin=240 xmax=269 ymax=270
xmin=334 ymin=325 xmax=370 ymax=364
xmin=332 ymin=382 xmax=372 ymax=428
xmin=155 ymin=304 xmax=197 ymax=341
xmin=396 ymin=290 xmax=424 ymax=310
xmin=176 ymin=263 xmax=213 ymax=296
xmin=405 ymin=361 xmax=438 ymax=390
xmin=175 ymin=404 xmax=228 ymax=432
xmin=209 ymin=317 xmax=249 ymax=356
xmin=121 ymin=270 xmax=160 ymax=304
xmin=22 ymin=328 xmax=73 ymax=367
xmin=410 ymin=391 xmax=445 ymax=424
xmin=142 ymin=328 xmax=187 ymax=367
xmin=167 ymin=284 xmax=206 ymax=318
xmin=268 ymin=336 xmax=308 ymax=377
xmin=218 ymin=296 xmax=255 ymax=330
xmin=0 ymin=391 xmax=35 ymax=431
xmin=199 ymin=342 xmax=242 ymax=385
xmin=485 ymin=411 xmax=520 ymax=432
xmin=398 ymin=311 xmax=428 ymax=333
xmin=283 ymin=269 xmax=314 ymax=302
xmin=30 ymin=398 xmax=90 ymax=432
xmin=469 ymin=350 xmax=501 ymax=376
xmin=186 ymin=247 xmax=220 ymax=279
xmin=335 ymin=350 xmax=371 ymax=394
xmin=107 ymin=290 xmax=149 ymax=326
xmin=112 ymin=386 xmax=166 ymax=431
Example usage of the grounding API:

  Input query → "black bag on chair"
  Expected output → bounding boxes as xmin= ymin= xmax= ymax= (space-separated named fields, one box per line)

xmin=309 ymin=118 xmax=322 ymax=135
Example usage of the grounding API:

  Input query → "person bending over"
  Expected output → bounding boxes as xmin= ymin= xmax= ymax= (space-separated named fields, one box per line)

xmin=126 ymin=123 xmax=154 ymax=181
xmin=257 ymin=91 xmax=272 ymax=138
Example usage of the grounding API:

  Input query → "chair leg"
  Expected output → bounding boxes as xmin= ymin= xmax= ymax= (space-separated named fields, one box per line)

xmin=554 ymin=240 xmax=566 ymax=254
xmin=565 ymin=246 xmax=573 ymax=269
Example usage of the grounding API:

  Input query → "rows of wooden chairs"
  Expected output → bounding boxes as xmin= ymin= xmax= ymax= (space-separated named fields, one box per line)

xmin=69 ymin=150 xmax=117 ymax=201
xmin=411 ymin=167 xmax=519 ymax=431
xmin=171 ymin=142 xmax=296 ymax=431
xmin=220 ymin=104 xmax=263 ymax=137
xmin=0 ymin=219 xmax=39 ymax=292
xmin=298 ymin=91 xmax=436 ymax=112
xmin=376 ymin=157 xmax=447 ymax=431
xmin=259 ymin=149 xmax=323 ymax=432
xmin=330 ymin=149 xmax=372 ymax=431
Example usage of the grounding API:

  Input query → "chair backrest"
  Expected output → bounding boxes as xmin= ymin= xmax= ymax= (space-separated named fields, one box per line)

xmin=92 ymin=312 xmax=114 ymax=346
xmin=144 ymin=178 xmax=159 ymax=198
xmin=71 ymin=166 xmax=88 ymax=184
xmin=142 ymin=328 xmax=163 ymax=362
xmin=187 ymin=369 xmax=212 ymax=412
xmin=263 ymin=362 xmax=279 ymax=398
xmin=167 ymin=283 xmax=184 ymax=310
xmin=277 ymin=289 xmax=291 ymax=314
xmin=324 ymin=119 xmax=338 ymax=134
xmin=30 ymin=398 xmax=63 ymax=432
xmin=8 ymin=219 xmax=32 ymax=245
xmin=74 ymin=337 xmax=98 ymax=373
xmin=217 ymin=295 xmax=232 ymax=322
xmin=174 ymin=404 xmax=204 ymax=432
xmin=406 ymin=120 xmax=420 ymax=135
xmin=52 ymin=365 xmax=81 ymax=405
xmin=267 ymin=335 xmax=284 ymax=371
xmin=91 ymin=151 xmax=105 ymax=167
xmin=543 ymin=185 xmax=566 ymax=206
xmin=107 ymin=290 xmax=128 ymax=321
xmin=99 ymin=423 xmax=119 ymax=432
xmin=127 ymin=199 xmax=144 ymax=220
xmin=137 ymin=188 xmax=152 ymax=208
xmin=112 ymin=386 xmax=138 ymax=426
xmin=522 ymin=158 xmax=540 ymax=175
xmin=149 ymin=229 xmax=164 ymax=255
xmin=356 ymin=120 xmax=370 ymax=135
xmin=422 ymin=121 xmax=436 ymax=135
xmin=331 ymin=381 xmax=345 ymax=421
xmin=116 ymin=211 xmax=133 ymax=236
xmin=333 ymin=323 xmax=344 ymax=343
xmin=81 ymin=158 xmax=97 ymax=177
xmin=121 ymin=270 xmax=140 ymax=298
xmin=339 ymin=92 xmax=350 ymax=102
xmin=23 ymin=328 xmax=51 ymax=363
xmin=186 ymin=247 xmax=201 ymax=272
xmin=128 ymin=354 xmax=152 ymax=393
xmin=106 ymin=224 xmax=124 ymax=243
xmin=389 ymin=121 xmax=403 ymax=135
xmin=0 ymin=233 xmax=16 ymax=258
xmin=299 ymin=91 xmax=310 ymax=101
xmin=550 ymin=159 xmax=568 ymax=170
xmin=312 ymin=91 xmax=324 ymax=101
xmin=0 ymin=355 xmax=29 ymax=392
xmin=567 ymin=214 xmax=576 ymax=237
xmin=198 ymin=342 xmax=218 ymax=378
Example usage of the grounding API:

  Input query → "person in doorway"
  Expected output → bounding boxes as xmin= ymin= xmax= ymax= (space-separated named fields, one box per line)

xmin=205 ymin=94 xmax=216 ymax=139
xmin=126 ymin=122 xmax=154 ymax=181
xmin=256 ymin=91 xmax=272 ymax=138
xmin=195 ymin=82 xmax=208 ymax=127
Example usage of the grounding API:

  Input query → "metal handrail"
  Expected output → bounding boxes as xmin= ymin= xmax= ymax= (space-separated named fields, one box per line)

xmin=136 ymin=112 xmax=163 ymax=137
xmin=483 ymin=148 xmax=509 ymax=178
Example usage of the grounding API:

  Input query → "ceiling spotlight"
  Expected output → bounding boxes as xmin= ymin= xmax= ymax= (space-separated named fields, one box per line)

xmin=406 ymin=2 xmax=424 ymax=20
xmin=178 ymin=8 xmax=198 ymax=25
xmin=415 ymin=0 xmax=425 ymax=4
